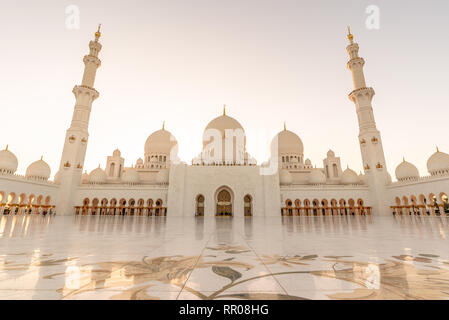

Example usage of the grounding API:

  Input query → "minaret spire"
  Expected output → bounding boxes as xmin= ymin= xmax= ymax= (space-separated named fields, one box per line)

xmin=223 ymin=104 xmax=226 ymax=116
xmin=95 ymin=24 xmax=102 ymax=41
xmin=346 ymin=27 xmax=388 ymax=215
xmin=56 ymin=26 xmax=103 ymax=215
xmin=347 ymin=26 xmax=354 ymax=44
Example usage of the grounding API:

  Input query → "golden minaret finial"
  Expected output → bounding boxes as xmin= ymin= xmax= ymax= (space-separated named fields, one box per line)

xmin=223 ymin=104 xmax=226 ymax=116
xmin=95 ymin=24 xmax=102 ymax=40
xmin=347 ymin=26 xmax=354 ymax=44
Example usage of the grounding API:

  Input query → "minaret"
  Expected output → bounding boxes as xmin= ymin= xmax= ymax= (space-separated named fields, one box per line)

xmin=56 ymin=26 xmax=103 ymax=215
xmin=346 ymin=27 xmax=388 ymax=215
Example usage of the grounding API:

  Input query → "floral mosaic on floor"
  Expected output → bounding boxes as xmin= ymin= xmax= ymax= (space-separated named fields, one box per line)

xmin=1 ymin=215 xmax=449 ymax=300
xmin=1 ymin=245 xmax=449 ymax=300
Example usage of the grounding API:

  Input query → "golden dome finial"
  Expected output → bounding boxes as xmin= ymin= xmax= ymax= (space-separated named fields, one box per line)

xmin=95 ymin=24 xmax=102 ymax=40
xmin=223 ymin=104 xmax=226 ymax=116
xmin=403 ymin=156 xmax=405 ymax=162
xmin=284 ymin=122 xmax=286 ymax=131
xmin=41 ymin=155 xmax=43 ymax=161
xmin=437 ymin=146 xmax=440 ymax=152
xmin=162 ymin=121 xmax=165 ymax=131
xmin=347 ymin=25 xmax=354 ymax=43
xmin=5 ymin=144 xmax=8 ymax=151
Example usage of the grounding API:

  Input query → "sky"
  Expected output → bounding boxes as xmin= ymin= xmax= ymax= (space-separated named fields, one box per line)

xmin=0 ymin=0 xmax=448 ymax=179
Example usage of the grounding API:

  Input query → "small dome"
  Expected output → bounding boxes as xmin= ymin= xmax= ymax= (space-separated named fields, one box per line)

xmin=26 ymin=157 xmax=51 ymax=181
xmin=279 ymin=169 xmax=292 ymax=185
xmin=327 ymin=150 xmax=335 ymax=158
xmin=122 ymin=167 xmax=140 ymax=184
xmin=341 ymin=167 xmax=359 ymax=185
xmin=271 ymin=129 xmax=304 ymax=156
xmin=145 ymin=128 xmax=178 ymax=155
xmin=308 ymin=168 xmax=326 ymax=185
xmin=89 ymin=166 xmax=107 ymax=184
xmin=395 ymin=159 xmax=419 ymax=181
xmin=156 ymin=168 xmax=169 ymax=184
xmin=136 ymin=158 xmax=143 ymax=165
xmin=305 ymin=159 xmax=312 ymax=166
xmin=81 ymin=171 xmax=89 ymax=184
xmin=112 ymin=149 xmax=121 ymax=157
xmin=0 ymin=146 xmax=18 ymax=174
xmin=427 ymin=148 xmax=449 ymax=175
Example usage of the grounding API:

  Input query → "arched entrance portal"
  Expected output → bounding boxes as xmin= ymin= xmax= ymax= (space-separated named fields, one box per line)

xmin=216 ymin=189 xmax=232 ymax=217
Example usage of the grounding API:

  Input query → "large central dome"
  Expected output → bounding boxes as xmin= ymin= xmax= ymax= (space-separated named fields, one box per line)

xmin=203 ymin=108 xmax=246 ymax=149
xmin=204 ymin=115 xmax=245 ymax=136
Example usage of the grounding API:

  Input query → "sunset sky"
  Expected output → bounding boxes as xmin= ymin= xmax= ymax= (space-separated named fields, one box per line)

xmin=1 ymin=0 xmax=448 ymax=179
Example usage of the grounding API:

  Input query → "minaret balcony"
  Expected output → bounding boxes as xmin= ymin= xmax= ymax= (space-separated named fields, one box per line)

xmin=349 ymin=87 xmax=375 ymax=102
xmin=73 ymin=85 xmax=100 ymax=101
xmin=347 ymin=57 xmax=365 ymax=69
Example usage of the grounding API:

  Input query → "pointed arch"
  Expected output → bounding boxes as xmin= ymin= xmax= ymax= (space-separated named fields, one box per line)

xmin=215 ymin=186 xmax=234 ymax=217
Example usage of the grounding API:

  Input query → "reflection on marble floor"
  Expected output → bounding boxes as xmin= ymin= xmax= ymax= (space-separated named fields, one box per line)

xmin=0 ymin=215 xmax=449 ymax=300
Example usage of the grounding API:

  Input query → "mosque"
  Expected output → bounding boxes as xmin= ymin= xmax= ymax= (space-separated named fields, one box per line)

xmin=0 ymin=27 xmax=448 ymax=217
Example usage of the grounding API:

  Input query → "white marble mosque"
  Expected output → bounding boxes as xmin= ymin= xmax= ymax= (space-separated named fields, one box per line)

xmin=1 ymin=26 xmax=449 ymax=301
xmin=0 ymin=26 xmax=448 ymax=219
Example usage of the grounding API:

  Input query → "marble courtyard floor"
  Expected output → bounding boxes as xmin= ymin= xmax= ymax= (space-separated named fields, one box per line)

xmin=0 ymin=214 xmax=449 ymax=300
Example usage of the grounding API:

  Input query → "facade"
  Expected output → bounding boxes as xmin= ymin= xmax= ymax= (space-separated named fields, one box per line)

xmin=0 ymin=27 xmax=448 ymax=217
